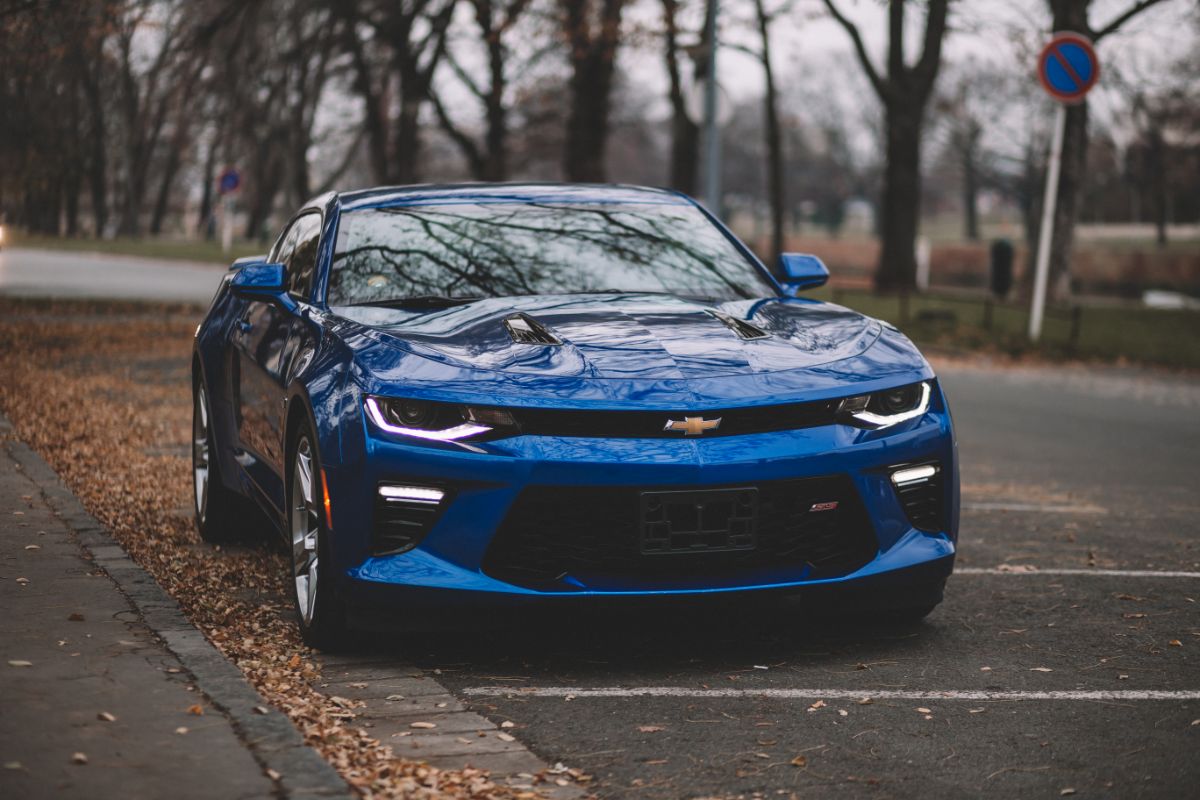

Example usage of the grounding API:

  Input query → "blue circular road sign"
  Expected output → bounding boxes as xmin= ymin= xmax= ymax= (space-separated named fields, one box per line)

xmin=1038 ymin=32 xmax=1099 ymax=103
xmin=217 ymin=167 xmax=241 ymax=196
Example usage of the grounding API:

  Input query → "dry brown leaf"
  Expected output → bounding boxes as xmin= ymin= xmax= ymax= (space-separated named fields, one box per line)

xmin=637 ymin=725 xmax=665 ymax=733
xmin=187 ymin=704 xmax=204 ymax=716
xmin=71 ymin=752 xmax=88 ymax=765
xmin=7 ymin=660 xmax=32 ymax=668
xmin=67 ymin=612 xmax=85 ymax=622
xmin=790 ymin=755 xmax=808 ymax=767
xmin=97 ymin=711 xmax=116 ymax=722
xmin=409 ymin=721 xmax=437 ymax=729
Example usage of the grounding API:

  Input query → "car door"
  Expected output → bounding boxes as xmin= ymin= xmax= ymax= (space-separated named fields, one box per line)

xmin=232 ymin=212 xmax=322 ymax=513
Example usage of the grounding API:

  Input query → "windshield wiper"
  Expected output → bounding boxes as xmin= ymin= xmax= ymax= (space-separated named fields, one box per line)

xmin=350 ymin=295 xmax=484 ymax=309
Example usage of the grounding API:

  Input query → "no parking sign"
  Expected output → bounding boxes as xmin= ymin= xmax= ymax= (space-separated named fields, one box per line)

xmin=1037 ymin=32 xmax=1099 ymax=104
xmin=1028 ymin=32 xmax=1100 ymax=343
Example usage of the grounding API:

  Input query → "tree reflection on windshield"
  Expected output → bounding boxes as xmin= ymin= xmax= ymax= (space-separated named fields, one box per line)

xmin=327 ymin=201 xmax=775 ymax=306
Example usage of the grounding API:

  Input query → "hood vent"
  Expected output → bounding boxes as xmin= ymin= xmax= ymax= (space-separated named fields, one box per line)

xmin=504 ymin=313 xmax=562 ymax=345
xmin=708 ymin=310 xmax=770 ymax=341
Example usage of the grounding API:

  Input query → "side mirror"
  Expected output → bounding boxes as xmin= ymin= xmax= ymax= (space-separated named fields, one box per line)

xmin=230 ymin=261 xmax=298 ymax=312
xmin=230 ymin=261 xmax=287 ymax=296
xmin=778 ymin=253 xmax=830 ymax=293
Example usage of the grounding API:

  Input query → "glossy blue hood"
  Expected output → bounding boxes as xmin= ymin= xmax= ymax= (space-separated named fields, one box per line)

xmin=332 ymin=295 xmax=933 ymax=409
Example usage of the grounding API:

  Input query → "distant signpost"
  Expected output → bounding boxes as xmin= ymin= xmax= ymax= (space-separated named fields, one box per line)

xmin=1029 ymin=33 xmax=1099 ymax=342
xmin=217 ymin=167 xmax=241 ymax=254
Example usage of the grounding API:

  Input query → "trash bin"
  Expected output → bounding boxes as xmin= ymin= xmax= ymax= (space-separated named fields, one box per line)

xmin=990 ymin=239 xmax=1014 ymax=299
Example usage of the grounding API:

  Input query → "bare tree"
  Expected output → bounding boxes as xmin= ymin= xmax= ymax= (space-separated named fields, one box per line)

xmin=337 ymin=0 xmax=458 ymax=184
xmin=431 ymin=0 xmax=535 ymax=181
xmin=822 ymin=0 xmax=951 ymax=292
xmin=559 ymin=0 xmax=627 ymax=182
xmin=660 ymin=0 xmax=712 ymax=196
xmin=752 ymin=0 xmax=786 ymax=262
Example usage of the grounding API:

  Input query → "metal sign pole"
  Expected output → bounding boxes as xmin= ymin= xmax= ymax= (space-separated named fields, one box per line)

xmin=1028 ymin=102 xmax=1067 ymax=342
xmin=702 ymin=0 xmax=721 ymax=215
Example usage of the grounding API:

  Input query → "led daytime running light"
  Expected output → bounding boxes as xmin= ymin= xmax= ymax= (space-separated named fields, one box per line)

xmin=365 ymin=397 xmax=491 ymax=441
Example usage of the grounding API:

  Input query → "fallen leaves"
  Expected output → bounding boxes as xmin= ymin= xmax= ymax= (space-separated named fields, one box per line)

xmin=7 ymin=660 xmax=32 ymax=668
xmin=97 ymin=711 xmax=116 ymax=722
xmin=187 ymin=704 xmax=204 ymax=716
xmin=409 ymin=722 xmax=437 ymax=729
xmin=71 ymin=752 xmax=88 ymax=765
xmin=637 ymin=725 xmax=665 ymax=733
xmin=790 ymin=755 xmax=808 ymax=767
xmin=68 ymin=612 xmax=85 ymax=622
xmin=1030 ymin=667 xmax=1054 ymax=673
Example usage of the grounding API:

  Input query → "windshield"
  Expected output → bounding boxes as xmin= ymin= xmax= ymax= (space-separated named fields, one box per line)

xmin=327 ymin=201 xmax=776 ymax=306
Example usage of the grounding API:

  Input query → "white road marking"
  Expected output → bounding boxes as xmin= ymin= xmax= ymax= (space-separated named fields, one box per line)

xmin=462 ymin=687 xmax=1200 ymax=702
xmin=955 ymin=567 xmax=1200 ymax=579
xmin=962 ymin=502 xmax=1106 ymax=514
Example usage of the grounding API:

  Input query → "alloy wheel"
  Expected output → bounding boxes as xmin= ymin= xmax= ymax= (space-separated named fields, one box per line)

xmin=291 ymin=436 xmax=321 ymax=626
xmin=193 ymin=385 xmax=210 ymax=522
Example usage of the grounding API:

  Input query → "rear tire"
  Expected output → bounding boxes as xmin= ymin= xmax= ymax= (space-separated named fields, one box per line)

xmin=287 ymin=420 xmax=350 ymax=651
xmin=193 ymin=379 xmax=257 ymax=543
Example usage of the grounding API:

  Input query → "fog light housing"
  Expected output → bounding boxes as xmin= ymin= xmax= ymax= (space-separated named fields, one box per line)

xmin=373 ymin=482 xmax=449 ymax=556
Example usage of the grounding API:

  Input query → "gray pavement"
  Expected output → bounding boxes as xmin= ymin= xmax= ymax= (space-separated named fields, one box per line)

xmin=0 ymin=247 xmax=226 ymax=304
xmin=0 ymin=417 xmax=351 ymax=800
xmin=0 ymin=434 xmax=275 ymax=798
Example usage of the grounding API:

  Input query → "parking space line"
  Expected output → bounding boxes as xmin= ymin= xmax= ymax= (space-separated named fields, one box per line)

xmin=963 ymin=502 xmax=1107 ymax=514
xmin=955 ymin=567 xmax=1200 ymax=578
xmin=462 ymin=687 xmax=1200 ymax=701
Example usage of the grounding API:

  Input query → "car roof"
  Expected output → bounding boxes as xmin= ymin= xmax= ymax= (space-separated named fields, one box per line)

xmin=332 ymin=182 xmax=693 ymax=213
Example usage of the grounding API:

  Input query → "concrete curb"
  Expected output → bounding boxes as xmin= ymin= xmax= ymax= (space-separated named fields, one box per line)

xmin=0 ymin=413 xmax=355 ymax=800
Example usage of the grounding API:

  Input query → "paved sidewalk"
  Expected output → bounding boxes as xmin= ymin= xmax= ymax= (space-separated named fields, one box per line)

xmin=0 ymin=421 xmax=346 ymax=799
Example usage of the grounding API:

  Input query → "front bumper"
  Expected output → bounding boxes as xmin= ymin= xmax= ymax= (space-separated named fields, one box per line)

xmin=324 ymin=382 xmax=959 ymax=615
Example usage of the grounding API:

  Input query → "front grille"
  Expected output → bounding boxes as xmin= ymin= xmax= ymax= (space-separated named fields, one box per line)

xmin=511 ymin=398 xmax=839 ymax=439
xmin=893 ymin=462 xmax=945 ymax=532
xmin=483 ymin=476 xmax=877 ymax=590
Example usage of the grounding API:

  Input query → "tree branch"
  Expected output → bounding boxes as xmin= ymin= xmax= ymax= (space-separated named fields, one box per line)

xmin=820 ymin=0 xmax=886 ymax=100
xmin=1092 ymin=0 xmax=1168 ymax=41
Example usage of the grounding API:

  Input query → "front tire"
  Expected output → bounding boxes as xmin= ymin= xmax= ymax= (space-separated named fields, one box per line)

xmin=287 ymin=421 xmax=348 ymax=651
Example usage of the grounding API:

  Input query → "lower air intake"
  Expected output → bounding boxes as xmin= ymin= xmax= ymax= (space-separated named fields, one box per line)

xmin=483 ymin=475 xmax=878 ymax=591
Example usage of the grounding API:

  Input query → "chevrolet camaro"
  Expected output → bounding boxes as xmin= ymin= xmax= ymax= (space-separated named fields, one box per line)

xmin=191 ymin=184 xmax=958 ymax=649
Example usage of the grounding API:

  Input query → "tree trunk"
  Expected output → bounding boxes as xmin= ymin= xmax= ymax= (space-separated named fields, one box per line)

xmin=962 ymin=128 xmax=980 ymax=241
xmin=877 ymin=103 xmax=921 ymax=291
xmin=662 ymin=0 xmax=699 ymax=195
xmin=561 ymin=0 xmax=625 ymax=183
xmin=1149 ymin=126 xmax=1167 ymax=247
xmin=483 ymin=22 xmax=509 ymax=181
xmin=150 ymin=140 xmax=183 ymax=235
xmin=392 ymin=92 xmax=423 ymax=184
xmin=755 ymin=0 xmax=784 ymax=262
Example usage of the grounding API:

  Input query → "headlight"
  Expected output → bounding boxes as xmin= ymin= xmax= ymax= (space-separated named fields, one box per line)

xmin=364 ymin=396 xmax=517 ymax=441
xmin=837 ymin=381 xmax=931 ymax=429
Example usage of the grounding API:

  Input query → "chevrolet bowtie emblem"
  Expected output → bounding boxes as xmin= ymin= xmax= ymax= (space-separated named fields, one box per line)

xmin=664 ymin=416 xmax=722 ymax=436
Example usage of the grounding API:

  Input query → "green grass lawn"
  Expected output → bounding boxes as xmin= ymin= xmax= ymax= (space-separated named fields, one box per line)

xmin=816 ymin=287 xmax=1200 ymax=369
xmin=7 ymin=232 xmax=264 ymax=265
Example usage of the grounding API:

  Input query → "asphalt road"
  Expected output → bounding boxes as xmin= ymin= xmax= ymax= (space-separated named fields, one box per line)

xmin=0 ymin=247 xmax=224 ymax=304
xmin=391 ymin=363 xmax=1200 ymax=799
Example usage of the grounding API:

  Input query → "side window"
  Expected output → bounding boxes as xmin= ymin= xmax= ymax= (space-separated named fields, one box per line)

xmin=286 ymin=214 xmax=322 ymax=301
xmin=271 ymin=222 xmax=301 ymax=268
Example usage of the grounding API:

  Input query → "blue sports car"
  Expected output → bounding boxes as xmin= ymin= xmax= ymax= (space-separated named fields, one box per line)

xmin=191 ymin=184 xmax=958 ymax=649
